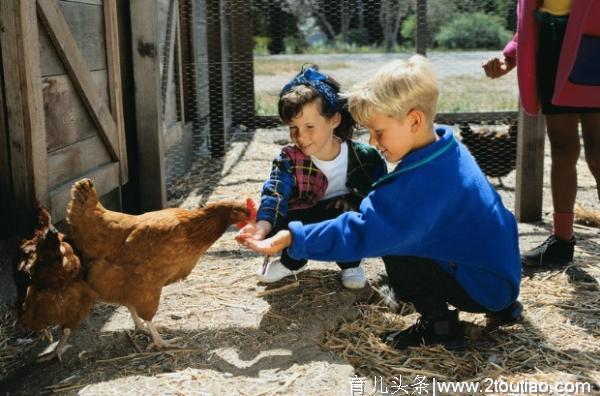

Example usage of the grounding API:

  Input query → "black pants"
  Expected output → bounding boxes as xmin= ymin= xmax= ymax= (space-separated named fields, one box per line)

xmin=383 ymin=256 xmax=490 ymax=317
xmin=277 ymin=197 xmax=361 ymax=271
xmin=536 ymin=11 xmax=599 ymax=114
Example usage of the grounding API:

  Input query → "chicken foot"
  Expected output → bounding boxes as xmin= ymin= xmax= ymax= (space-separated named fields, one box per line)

xmin=145 ymin=321 xmax=186 ymax=350
xmin=37 ymin=328 xmax=72 ymax=362
xmin=127 ymin=306 xmax=186 ymax=349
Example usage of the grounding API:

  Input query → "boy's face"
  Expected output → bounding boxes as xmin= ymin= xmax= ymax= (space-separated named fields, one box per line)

xmin=364 ymin=112 xmax=415 ymax=163
xmin=288 ymin=100 xmax=341 ymax=160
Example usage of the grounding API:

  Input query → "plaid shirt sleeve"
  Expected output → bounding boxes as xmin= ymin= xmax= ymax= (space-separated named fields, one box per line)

xmin=256 ymin=149 xmax=296 ymax=226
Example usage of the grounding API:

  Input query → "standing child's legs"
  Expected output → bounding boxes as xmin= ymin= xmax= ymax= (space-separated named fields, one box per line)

xmin=521 ymin=114 xmax=579 ymax=266
xmin=381 ymin=256 xmax=522 ymax=349
xmin=581 ymin=113 xmax=600 ymax=200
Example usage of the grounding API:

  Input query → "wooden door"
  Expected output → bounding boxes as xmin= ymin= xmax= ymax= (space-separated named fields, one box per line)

xmin=0 ymin=0 xmax=127 ymax=224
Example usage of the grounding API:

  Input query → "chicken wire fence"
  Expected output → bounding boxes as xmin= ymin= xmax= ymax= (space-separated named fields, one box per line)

xmin=163 ymin=0 xmax=519 ymax=205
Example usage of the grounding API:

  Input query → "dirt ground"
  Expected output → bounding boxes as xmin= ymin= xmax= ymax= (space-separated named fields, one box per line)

xmin=1 ymin=126 xmax=598 ymax=395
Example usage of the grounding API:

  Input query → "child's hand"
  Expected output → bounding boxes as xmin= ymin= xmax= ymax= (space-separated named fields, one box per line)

xmin=235 ymin=220 xmax=272 ymax=243
xmin=242 ymin=230 xmax=292 ymax=255
xmin=482 ymin=57 xmax=515 ymax=79
xmin=327 ymin=198 xmax=355 ymax=212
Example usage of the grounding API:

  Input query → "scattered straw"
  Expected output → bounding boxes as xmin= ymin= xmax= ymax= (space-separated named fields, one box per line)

xmin=257 ymin=281 xmax=300 ymax=297
xmin=322 ymin=269 xmax=600 ymax=389
xmin=575 ymin=205 xmax=600 ymax=228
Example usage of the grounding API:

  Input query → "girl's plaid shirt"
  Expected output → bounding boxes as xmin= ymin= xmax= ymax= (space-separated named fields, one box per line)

xmin=256 ymin=141 xmax=387 ymax=229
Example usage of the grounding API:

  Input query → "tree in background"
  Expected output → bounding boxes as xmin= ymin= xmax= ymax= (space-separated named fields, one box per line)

xmin=379 ymin=0 xmax=409 ymax=51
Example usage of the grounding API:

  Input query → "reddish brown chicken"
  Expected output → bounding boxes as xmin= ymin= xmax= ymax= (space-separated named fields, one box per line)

xmin=66 ymin=178 xmax=256 ymax=348
xmin=15 ymin=206 xmax=98 ymax=361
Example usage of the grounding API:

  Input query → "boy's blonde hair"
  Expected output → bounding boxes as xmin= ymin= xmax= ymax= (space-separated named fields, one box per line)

xmin=347 ymin=55 xmax=439 ymax=126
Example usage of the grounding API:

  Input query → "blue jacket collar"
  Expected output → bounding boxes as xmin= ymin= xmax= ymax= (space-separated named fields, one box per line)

xmin=373 ymin=125 xmax=456 ymax=187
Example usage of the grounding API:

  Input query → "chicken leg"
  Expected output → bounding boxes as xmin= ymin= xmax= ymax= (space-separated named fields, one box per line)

xmin=145 ymin=321 xmax=186 ymax=350
xmin=128 ymin=306 xmax=150 ymax=335
xmin=128 ymin=306 xmax=185 ymax=349
xmin=37 ymin=328 xmax=72 ymax=362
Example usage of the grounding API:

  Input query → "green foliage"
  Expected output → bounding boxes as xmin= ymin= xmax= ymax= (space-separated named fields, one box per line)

xmin=253 ymin=36 xmax=271 ymax=55
xmin=283 ymin=35 xmax=308 ymax=54
xmin=435 ymin=12 xmax=512 ymax=49
xmin=400 ymin=15 xmax=416 ymax=45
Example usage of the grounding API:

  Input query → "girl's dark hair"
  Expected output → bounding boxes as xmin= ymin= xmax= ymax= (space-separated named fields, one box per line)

xmin=278 ymin=64 xmax=355 ymax=141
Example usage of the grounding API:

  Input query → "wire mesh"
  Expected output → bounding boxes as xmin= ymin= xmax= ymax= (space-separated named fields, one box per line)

xmin=162 ymin=0 xmax=520 ymax=205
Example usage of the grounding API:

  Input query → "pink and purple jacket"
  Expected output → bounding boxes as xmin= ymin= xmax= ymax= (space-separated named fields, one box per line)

xmin=502 ymin=0 xmax=600 ymax=114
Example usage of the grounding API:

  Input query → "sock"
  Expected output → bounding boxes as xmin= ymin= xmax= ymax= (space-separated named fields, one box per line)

xmin=553 ymin=212 xmax=574 ymax=240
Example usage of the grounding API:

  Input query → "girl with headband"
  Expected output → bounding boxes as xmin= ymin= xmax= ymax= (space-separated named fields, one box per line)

xmin=238 ymin=65 xmax=387 ymax=289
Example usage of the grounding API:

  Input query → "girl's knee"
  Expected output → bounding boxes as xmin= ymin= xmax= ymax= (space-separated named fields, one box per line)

xmin=550 ymin=145 xmax=580 ymax=167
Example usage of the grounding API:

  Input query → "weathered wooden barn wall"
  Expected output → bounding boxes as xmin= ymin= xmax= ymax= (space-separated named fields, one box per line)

xmin=0 ymin=0 xmax=128 ymax=227
xmin=38 ymin=0 xmax=127 ymax=221
xmin=0 ymin=0 xmax=129 ymax=311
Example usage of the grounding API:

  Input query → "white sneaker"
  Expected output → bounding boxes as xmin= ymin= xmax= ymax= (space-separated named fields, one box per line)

xmin=256 ymin=257 xmax=303 ymax=283
xmin=341 ymin=265 xmax=367 ymax=289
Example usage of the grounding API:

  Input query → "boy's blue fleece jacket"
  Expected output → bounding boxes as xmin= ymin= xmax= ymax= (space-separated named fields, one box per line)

xmin=288 ymin=126 xmax=521 ymax=311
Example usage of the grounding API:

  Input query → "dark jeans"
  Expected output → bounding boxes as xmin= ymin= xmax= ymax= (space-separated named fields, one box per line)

xmin=277 ymin=197 xmax=361 ymax=271
xmin=383 ymin=256 xmax=490 ymax=317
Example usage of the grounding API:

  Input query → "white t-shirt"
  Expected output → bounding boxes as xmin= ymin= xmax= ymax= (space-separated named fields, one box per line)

xmin=311 ymin=141 xmax=350 ymax=200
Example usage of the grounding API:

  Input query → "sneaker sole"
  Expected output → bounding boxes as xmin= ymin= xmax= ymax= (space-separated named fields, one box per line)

xmin=342 ymin=281 xmax=367 ymax=289
xmin=521 ymin=257 xmax=572 ymax=268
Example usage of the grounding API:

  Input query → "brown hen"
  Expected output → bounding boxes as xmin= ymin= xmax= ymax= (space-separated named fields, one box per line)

xmin=66 ymin=178 xmax=255 ymax=349
xmin=15 ymin=207 xmax=98 ymax=361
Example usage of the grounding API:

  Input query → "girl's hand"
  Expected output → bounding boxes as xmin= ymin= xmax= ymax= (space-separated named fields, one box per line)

xmin=243 ymin=230 xmax=292 ymax=255
xmin=235 ymin=220 xmax=272 ymax=243
xmin=327 ymin=198 xmax=355 ymax=212
xmin=482 ymin=57 xmax=515 ymax=79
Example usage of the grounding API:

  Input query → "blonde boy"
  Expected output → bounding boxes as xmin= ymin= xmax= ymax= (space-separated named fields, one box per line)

xmin=239 ymin=55 xmax=522 ymax=349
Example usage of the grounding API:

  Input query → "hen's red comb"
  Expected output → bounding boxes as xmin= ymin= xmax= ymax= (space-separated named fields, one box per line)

xmin=236 ymin=198 xmax=257 ymax=229
xmin=246 ymin=198 xmax=257 ymax=220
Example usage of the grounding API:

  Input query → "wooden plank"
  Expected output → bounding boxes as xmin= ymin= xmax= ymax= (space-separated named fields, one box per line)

xmin=39 ymin=1 xmax=107 ymax=77
xmin=178 ymin=0 xmax=196 ymax=123
xmin=47 ymin=136 xmax=112 ymax=189
xmin=130 ymin=0 xmax=167 ymax=210
xmin=229 ymin=0 xmax=255 ymax=129
xmin=162 ymin=0 xmax=179 ymax=126
xmin=255 ymin=111 xmax=520 ymax=129
xmin=0 ymin=0 xmax=49 ymax=225
xmin=37 ymin=0 xmax=119 ymax=161
xmin=515 ymin=105 xmax=546 ymax=222
xmin=0 ymin=62 xmax=14 ymax=235
xmin=174 ymin=2 xmax=186 ymax=124
xmin=103 ymin=0 xmax=128 ymax=183
xmin=49 ymin=161 xmax=119 ymax=221
xmin=206 ymin=0 xmax=225 ymax=157
xmin=61 ymin=0 xmax=103 ymax=5
xmin=415 ymin=0 xmax=427 ymax=55
xmin=43 ymin=70 xmax=109 ymax=152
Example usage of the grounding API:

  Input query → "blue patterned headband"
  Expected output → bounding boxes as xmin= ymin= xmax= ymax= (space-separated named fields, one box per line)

xmin=280 ymin=67 xmax=340 ymax=111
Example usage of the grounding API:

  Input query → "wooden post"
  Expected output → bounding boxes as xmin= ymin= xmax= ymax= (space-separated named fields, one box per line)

xmin=206 ymin=0 xmax=225 ymax=157
xmin=415 ymin=0 xmax=427 ymax=55
xmin=129 ymin=0 xmax=166 ymax=210
xmin=0 ymin=66 xmax=13 ymax=236
xmin=515 ymin=104 xmax=546 ymax=222
xmin=229 ymin=0 xmax=255 ymax=129
xmin=104 ymin=0 xmax=128 ymax=185
xmin=0 ymin=0 xmax=48 ymax=230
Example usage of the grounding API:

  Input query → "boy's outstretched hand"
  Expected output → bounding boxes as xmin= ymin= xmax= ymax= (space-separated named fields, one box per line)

xmin=482 ymin=57 xmax=515 ymax=79
xmin=237 ymin=230 xmax=292 ymax=256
